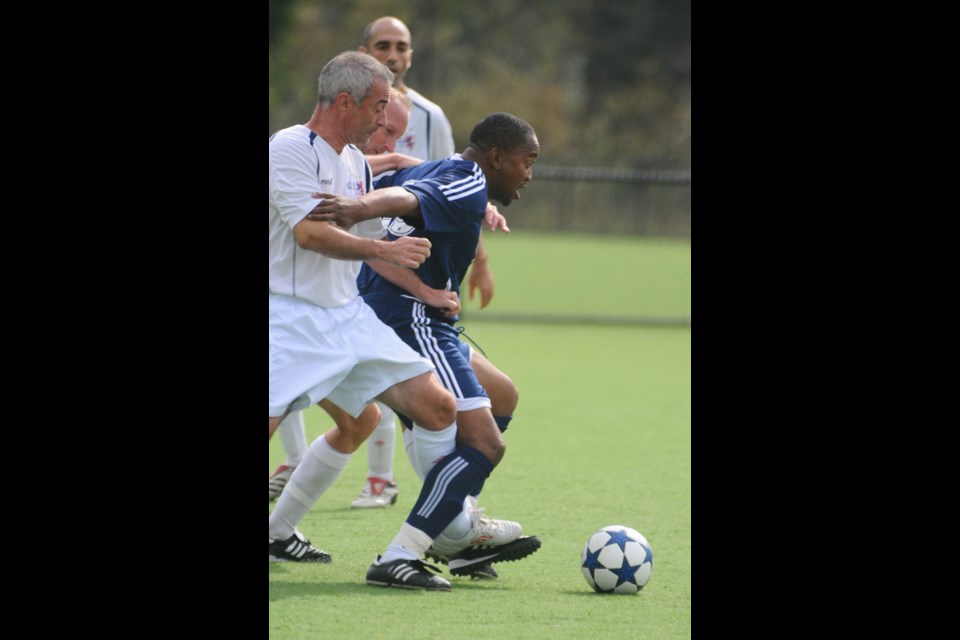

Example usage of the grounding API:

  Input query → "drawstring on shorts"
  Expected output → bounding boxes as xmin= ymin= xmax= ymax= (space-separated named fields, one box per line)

xmin=454 ymin=325 xmax=487 ymax=358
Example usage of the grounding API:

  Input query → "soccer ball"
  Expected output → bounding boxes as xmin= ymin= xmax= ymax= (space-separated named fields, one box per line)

xmin=581 ymin=525 xmax=654 ymax=594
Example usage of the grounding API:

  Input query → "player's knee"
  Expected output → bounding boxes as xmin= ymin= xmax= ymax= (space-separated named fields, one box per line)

xmin=460 ymin=425 xmax=505 ymax=466
xmin=503 ymin=381 xmax=519 ymax=414
xmin=423 ymin=392 xmax=456 ymax=429
xmin=404 ymin=388 xmax=456 ymax=431
xmin=485 ymin=436 xmax=506 ymax=467
xmin=489 ymin=376 xmax=519 ymax=416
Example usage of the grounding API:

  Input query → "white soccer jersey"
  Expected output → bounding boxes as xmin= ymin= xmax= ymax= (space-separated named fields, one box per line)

xmin=269 ymin=124 xmax=384 ymax=308
xmin=397 ymin=88 xmax=455 ymax=161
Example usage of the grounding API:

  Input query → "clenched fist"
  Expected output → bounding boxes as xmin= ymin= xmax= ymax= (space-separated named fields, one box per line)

xmin=381 ymin=236 xmax=432 ymax=268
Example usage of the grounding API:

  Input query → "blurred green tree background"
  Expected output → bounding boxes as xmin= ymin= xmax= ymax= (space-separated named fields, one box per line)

xmin=269 ymin=0 xmax=690 ymax=170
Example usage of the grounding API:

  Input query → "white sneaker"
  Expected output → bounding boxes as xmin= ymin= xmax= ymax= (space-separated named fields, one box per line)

xmin=430 ymin=497 xmax=522 ymax=556
xmin=350 ymin=477 xmax=399 ymax=509
xmin=268 ymin=464 xmax=294 ymax=502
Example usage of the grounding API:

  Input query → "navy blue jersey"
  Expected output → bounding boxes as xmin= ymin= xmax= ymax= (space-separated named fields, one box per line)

xmin=357 ymin=155 xmax=487 ymax=322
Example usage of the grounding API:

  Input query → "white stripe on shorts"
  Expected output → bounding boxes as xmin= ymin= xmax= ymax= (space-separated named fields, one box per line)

xmin=411 ymin=302 xmax=464 ymax=398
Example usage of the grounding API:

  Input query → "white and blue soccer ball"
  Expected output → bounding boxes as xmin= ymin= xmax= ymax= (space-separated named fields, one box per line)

xmin=581 ymin=525 xmax=654 ymax=594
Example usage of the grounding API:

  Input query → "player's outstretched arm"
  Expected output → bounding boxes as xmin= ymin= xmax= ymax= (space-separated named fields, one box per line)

xmin=365 ymin=152 xmax=423 ymax=175
xmin=292 ymin=219 xmax=431 ymax=268
xmin=307 ymin=187 xmax=420 ymax=229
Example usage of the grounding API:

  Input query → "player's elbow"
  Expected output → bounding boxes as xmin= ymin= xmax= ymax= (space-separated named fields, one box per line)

xmin=292 ymin=219 xmax=327 ymax=251
xmin=294 ymin=232 xmax=313 ymax=251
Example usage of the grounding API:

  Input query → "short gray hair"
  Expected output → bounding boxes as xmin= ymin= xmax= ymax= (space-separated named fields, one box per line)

xmin=317 ymin=51 xmax=394 ymax=108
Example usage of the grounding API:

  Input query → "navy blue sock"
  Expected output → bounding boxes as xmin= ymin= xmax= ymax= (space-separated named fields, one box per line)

xmin=405 ymin=445 xmax=493 ymax=539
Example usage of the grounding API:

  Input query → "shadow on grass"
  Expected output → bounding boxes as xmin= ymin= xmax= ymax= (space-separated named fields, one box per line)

xmin=269 ymin=573 xmax=506 ymax=599
xmin=558 ymin=588 xmax=646 ymax=598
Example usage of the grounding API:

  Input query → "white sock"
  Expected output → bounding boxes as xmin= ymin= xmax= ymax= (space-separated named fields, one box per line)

xmin=277 ymin=410 xmax=308 ymax=468
xmin=439 ymin=499 xmax=474 ymax=541
xmin=411 ymin=422 xmax=457 ymax=480
xmin=366 ymin=402 xmax=396 ymax=485
xmin=402 ymin=427 xmax=421 ymax=480
xmin=268 ymin=435 xmax=351 ymax=540
xmin=379 ymin=523 xmax=434 ymax=563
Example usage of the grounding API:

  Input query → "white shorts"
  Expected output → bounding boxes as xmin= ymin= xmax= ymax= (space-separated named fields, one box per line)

xmin=269 ymin=294 xmax=435 ymax=418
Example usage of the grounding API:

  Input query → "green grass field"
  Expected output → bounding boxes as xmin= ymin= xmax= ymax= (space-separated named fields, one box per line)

xmin=459 ymin=231 xmax=691 ymax=324
xmin=269 ymin=322 xmax=691 ymax=639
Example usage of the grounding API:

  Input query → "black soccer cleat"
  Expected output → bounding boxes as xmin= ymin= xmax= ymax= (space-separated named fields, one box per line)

xmin=424 ymin=546 xmax=499 ymax=580
xmin=269 ymin=530 xmax=332 ymax=563
xmin=469 ymin=563 xmax=499 ymax=580
xmin=366 ymin=555 xmax=452 ymax=591
xmin=448 ymin=535 xmax=542 ymax=576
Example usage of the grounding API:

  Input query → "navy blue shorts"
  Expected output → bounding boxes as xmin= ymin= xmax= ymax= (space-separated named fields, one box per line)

xmin=363 ymin=294 xmax=491 ymax=412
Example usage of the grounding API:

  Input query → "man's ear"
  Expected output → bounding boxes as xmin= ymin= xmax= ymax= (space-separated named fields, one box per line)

xmin=489 ymin=147 xmax=503 ymax=169
xmin=335 ymin=91 xmax=353 ymax=111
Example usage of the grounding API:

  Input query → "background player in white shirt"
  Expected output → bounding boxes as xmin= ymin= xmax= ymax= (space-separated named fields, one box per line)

xmin=268 ymin=52 xmax=459 ymax=578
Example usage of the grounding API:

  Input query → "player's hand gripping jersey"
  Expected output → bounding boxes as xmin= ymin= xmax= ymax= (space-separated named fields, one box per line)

xmin=358 ymin=154 xmax=487 ymax=323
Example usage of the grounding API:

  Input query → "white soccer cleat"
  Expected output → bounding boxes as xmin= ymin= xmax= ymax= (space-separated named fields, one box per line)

xmin=430 ymin=497 xmax=522 ymax=556
xmin=350 ymin=477 xmax=399 ymax=509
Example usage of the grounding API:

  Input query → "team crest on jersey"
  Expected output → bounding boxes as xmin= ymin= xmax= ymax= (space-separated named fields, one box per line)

xmin=400 ymin=134 xmax=416 ymax=152
xmin=386 ymin=217 xmax=416 ymax=237
xmin=345 ymin=178 xmax=365 ymax=199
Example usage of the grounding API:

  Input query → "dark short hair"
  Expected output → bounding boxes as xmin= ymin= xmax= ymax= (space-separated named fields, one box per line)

xmin=469 ymin=113 xmax=536 ymax=153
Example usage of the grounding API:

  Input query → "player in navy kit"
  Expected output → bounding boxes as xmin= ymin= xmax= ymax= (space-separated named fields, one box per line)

xmin=308 ymin=112 xmax=540 ymax=589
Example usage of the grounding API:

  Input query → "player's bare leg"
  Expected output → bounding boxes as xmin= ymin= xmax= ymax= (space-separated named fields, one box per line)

xmin=269 ymin=401 xmax=381 ymax=562
xmin=471 ymin=351 xmax=519 ymax=418
xmin=377 ymin=370 xmax=457 ymax=431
